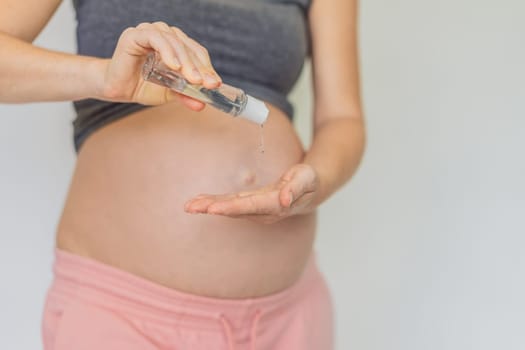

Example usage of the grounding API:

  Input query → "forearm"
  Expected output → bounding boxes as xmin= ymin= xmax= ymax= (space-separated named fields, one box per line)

xmin=302 ymin=117 xmax=366 ymax=207
xmin=0 ymin=31 xmax=107 ymax=103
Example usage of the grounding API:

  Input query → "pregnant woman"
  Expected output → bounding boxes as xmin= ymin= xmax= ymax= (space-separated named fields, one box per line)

xmin=0 ymin=0 xmax=364 ymax=348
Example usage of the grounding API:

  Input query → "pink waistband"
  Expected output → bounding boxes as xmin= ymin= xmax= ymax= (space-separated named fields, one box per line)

xmin=51 ymin=248 xmax=321 ymax=336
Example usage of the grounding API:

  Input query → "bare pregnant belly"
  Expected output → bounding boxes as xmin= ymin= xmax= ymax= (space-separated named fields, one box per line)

xmin=56 ymin=101 xmax=317 ymax=299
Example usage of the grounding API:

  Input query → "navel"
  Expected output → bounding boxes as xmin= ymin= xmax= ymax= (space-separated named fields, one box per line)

xmin=242 ymin=170 xmax=257 ymax=186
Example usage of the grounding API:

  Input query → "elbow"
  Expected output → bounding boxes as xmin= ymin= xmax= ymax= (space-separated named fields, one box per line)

xmin=313 ymin=102 xmax=364 ymax=129
xmin=0 ymin=28 xmax=38 ymax=44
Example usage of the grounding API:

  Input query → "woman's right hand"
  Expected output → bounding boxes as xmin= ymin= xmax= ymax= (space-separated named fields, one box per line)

xmin=100 ymin=22 xmax=222 ymax=110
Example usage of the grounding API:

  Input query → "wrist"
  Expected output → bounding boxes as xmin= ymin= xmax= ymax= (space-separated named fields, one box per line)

xmin=84 ymin=57 xmax=110 ymax=100
xmin=312 ymin=167 xmax=330 ymax=208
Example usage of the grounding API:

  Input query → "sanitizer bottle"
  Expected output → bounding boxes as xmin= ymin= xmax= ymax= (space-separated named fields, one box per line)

xmin=142 ymin=52 xmax=268 ymax=125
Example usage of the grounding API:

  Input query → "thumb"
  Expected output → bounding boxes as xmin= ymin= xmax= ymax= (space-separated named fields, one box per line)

xmin=168 ymin=90 xmax=205 ymax=111
xmin=279 ymin=167 xmax=311 ymax=208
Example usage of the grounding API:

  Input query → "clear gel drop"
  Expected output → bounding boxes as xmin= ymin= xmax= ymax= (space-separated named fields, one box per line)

xmin=259 ymin=124 xmax=265 ymax=154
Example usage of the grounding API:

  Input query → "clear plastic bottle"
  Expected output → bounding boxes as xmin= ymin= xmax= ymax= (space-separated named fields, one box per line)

xmin=142 ymin=52 xmax=268 ymax=124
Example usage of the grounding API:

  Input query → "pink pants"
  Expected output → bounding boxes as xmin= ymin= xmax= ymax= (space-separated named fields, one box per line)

xmin=41 ymin=249 xmax=334 ymax=350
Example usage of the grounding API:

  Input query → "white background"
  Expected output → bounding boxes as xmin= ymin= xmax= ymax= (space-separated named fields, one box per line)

xmin=1 ymin=0 xmax=524 ymax=349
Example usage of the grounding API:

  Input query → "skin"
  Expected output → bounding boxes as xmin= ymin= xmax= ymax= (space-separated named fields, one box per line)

xmin=0 ymin=0 xmax=365 ymax=298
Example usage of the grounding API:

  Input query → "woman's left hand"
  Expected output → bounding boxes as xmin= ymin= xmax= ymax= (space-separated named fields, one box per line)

xmin=184 ymin=164 xmax=321 ymax=224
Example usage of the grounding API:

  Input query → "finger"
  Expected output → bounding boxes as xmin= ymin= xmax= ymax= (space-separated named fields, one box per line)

xmin=207 ymin=191 xmax=282 ymax=216
xmin=179 ymin=36 xmax=212 ymax=67
xmin=138 ymin=25 xmax=200 ymax=84
xmin=279 ymin=166 xmax=316 ymax=208
xmin=189 ymin=192 xmax=240 ymax=203
xmin=185 ymin=186 xmax=276 ymax=214
xmin=184 ymin=193 xmax=236 ymax=212
xmin=151 ymin=21 xmax=171 ymax=32
xmin=210 ymin=213 xmax=280 ymax=224
xmin=149 ymin=22 xmax=211 ymax=87
xmin=170 ymin=90 xmax=206 ymax=111
xmin=280 ymin=166 xmax=300 ymax=182
xmin=122 ymin=27 xmax=180 ymax=70
xmin=180 ymin=36 xmax=222 ymax=88
xmin=167 ymin=27 xmax=204 ymax=85
xmin=139 ymin=26 xmax=205 ymax=107
xmin=185 ymin=196 xmax=217 ymax=213
xmin=190 ymin=187 xmax=272 ymax=203
xmin=269 ymin=168 xmax=297 ymax=208
xmin=187 ymin=50 xmax=220 ymax=89
xmin=161 ymin=86 xmax=202 ymax=110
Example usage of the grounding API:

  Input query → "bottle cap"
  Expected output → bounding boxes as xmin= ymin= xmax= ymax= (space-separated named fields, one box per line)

xmin=239 ymin=95 xmax=269 ymax=125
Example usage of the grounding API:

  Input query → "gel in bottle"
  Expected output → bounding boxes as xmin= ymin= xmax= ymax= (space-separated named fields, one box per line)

xmin=142 ymin=52 xmax=268 ymax=125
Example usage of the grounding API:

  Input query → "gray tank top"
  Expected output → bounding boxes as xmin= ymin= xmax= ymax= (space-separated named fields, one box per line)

xmin=71 ymin=0 xmax=312 ymax=152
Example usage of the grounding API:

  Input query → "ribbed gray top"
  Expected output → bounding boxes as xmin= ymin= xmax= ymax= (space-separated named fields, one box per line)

xmin=71 ymin=0 xmax=311 ymax=152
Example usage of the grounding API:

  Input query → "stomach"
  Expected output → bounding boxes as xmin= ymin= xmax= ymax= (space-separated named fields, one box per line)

xmin=55 ymin=100 xmax=317 ymax=299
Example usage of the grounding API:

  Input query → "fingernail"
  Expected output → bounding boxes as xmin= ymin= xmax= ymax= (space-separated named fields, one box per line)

xmin=288 ymin=192 xmax=294 ymax=207
xmin=204 ymin=73 xmax=217 ymax=84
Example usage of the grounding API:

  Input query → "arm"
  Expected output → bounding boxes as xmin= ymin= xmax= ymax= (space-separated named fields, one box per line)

xmin=0 ymin=31 xmax=106 ymax=103
xmin=0 ymin=0 xmax=104 ymax=102
xmin=184 ymin=0 xmax=365 ymax=222
xmin=302 ymin=0 xmax=365 ymax=206
xmin=0 ymin=0 xmax=221 ymax=105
